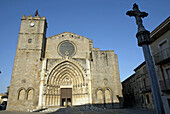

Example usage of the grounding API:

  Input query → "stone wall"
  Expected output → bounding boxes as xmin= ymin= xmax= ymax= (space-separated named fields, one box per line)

xmin=122 ymin=62 xmax=154 ymax=109
xmin=45 ymin=32 xmax=90 ymax=59
xmin=7 ymin=15 xmax=47 ymax=111
xmin=91 ymin=50 xmax=122 ymax=108
xmin=7 ymin=14 xmax=123 ymax=111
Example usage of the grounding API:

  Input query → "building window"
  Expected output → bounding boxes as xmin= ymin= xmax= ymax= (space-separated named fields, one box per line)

xmin=28 ymin=39 xmax=32 ymax=43
xmin=168 ymin=99 xmax=170 ymax=108
xmin=139 ymin=80 xmax=143 ymax=89
xmin=141 ymin=95 xmax=144 ymax=103
xmin=166 ymin=68 xmax=170 ymax=79
xmin=143 ymin=79 xmax=146 ymax=88
xmin=146 ymin=95 xmax=150 ymax=104
xmin=143 ymin=67 xmax=147 ymax=74
xmin=159 ymin=40 xmax=168 ymax=51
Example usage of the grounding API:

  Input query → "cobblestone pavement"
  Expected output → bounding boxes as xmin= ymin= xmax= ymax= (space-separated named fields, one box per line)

xmin=0 ymin=107 xmax=156 ymax=114
xmin=48 ymin=107 xmax=156 ymax=114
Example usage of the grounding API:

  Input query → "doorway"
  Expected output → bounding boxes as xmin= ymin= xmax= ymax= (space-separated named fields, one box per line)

xmin=60 ymin=88 xmax=72 ymax=107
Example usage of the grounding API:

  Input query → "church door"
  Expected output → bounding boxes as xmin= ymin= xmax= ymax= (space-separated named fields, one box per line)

xmin=60 ymin=88 xmax=72 ymax=106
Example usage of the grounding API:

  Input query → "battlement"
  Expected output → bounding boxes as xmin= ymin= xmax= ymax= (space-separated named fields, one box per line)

xmin=21 ymin=14 xmax=46 ymax=20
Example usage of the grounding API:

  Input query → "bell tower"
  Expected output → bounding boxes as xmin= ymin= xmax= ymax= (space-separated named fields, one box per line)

xmin=18 ymin=11 xmax=47 ymax=58
xmin=7 ymin=11 xmax=47 ymax=111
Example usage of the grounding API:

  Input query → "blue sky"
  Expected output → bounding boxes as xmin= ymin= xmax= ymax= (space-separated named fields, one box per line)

xmin=0 ymin=0 xmax=170 ymax=93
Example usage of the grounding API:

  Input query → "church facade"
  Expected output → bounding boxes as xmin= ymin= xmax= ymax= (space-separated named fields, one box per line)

xmin=7 ymin=14 xmax=123 ymax=111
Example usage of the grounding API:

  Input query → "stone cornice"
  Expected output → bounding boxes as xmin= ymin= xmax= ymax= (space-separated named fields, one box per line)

xmin=150 ymin=16 xmax=170 ymax=42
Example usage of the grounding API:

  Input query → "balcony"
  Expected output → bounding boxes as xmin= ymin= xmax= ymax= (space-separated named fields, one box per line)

xmin=159 ymin=79 xmax=170 ymax=92
xmin=141 ymin=86 xmax=151 ymax=93
xmin=154 ymin=47 xmax=170 ymax=65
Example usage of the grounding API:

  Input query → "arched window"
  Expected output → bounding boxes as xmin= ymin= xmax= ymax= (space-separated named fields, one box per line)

xmin=105 ymin=89 xmax=112 ymax=103
xmin=97 ymin=90 xmax=104 ymax=103
xmin=27 ymin=89 xmax=34 ymax=100
xmin=18 ymin=89 xmax=25 ymax=100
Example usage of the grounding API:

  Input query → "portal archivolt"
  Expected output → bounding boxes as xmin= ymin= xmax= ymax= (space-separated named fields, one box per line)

xmin=45 ymin=60 xmax=86 ymax=106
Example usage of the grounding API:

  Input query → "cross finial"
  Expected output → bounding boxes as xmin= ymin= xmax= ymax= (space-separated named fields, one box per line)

xmin=133 ymin=3 xmax=138 ymax=10
xmin=35 ymin=10 xmax=39 ymax=16
xmin=126 ymin=3 xmax=148 ymax=32
xmin=65 ymin=51 xmax=69 ymax=56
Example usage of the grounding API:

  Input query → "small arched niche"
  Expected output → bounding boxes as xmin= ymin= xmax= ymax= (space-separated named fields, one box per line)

xmin=18 ymin=89 xmax=26 ymax=100
xmin=27 ymin=89 xmax=34 ymax=100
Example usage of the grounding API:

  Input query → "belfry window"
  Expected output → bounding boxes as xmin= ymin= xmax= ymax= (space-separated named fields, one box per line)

xmin=28 ymin=39 xmax=32 ymax=43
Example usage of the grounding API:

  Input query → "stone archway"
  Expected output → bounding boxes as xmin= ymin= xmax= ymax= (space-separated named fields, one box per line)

xmin=105 ymin=88 xmax=112 ymax=104
xmin=97 ymin=90 xmax=104 ymax=104
xmin=45 ymin=60 xmax=87 ymax=106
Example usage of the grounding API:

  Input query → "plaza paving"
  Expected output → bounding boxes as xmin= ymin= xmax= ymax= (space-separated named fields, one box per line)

xmin=0 ymin=107 xmax=156 ymax=114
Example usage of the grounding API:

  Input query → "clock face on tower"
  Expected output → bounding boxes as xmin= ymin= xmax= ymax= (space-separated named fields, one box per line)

xmin=30 ymin=23 xmax=35 ymax=27
xmin=58 ymin=41 xmax=76 ymax=57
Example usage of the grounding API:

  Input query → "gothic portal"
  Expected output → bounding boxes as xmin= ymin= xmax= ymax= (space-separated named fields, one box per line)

xmin=7 ymin=13 xmax=123 ymax=111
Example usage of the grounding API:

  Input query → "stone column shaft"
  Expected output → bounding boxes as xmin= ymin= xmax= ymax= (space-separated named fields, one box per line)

xmin=38 ymin=59 xmax=46 ymax=107
xmin=142 ymin=44 xmax=164 ymax=114
xmin=86 ymin=58 xmax=92 ymax=104
xmin=126 ymin=3 xmax=165 ymax=113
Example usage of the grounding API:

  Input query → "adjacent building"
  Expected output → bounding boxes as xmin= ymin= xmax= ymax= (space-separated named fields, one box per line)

xmin=123 ymin=17 xmax=170 ymax=113
xmin=150 ymin=16 xmax=170 ymax=114
xmin=0 ymin=93 xmax=7 ymax=104
xmin=122 ymin=62 xmax=154 ymax=109
xmin=0 ymin=86 xmax=9 ymax=104
xmin=7 ymin=13 xmax=123 ymax=111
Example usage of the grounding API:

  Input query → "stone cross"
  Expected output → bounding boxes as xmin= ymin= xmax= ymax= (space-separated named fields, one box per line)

xmin=126 ymin=3 xmax=148 ymax=32
xmin=126 ymin=3 xmax=165 ymax=114
xmin=65 ymin=51 xmax=69 ymax=56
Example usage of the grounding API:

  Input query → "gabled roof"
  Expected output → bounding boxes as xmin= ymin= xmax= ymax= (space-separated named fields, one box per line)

xmin=47 ymin=31 xmax=90 ymax=40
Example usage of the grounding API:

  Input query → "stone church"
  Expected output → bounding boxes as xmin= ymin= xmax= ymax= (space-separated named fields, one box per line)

xmin=7 ymin=13 xmax=123 ymax=111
